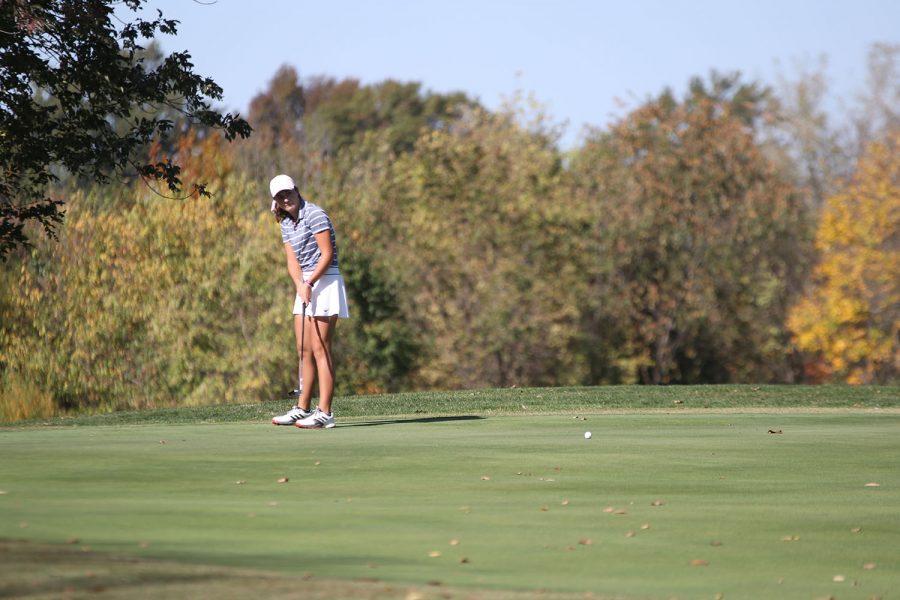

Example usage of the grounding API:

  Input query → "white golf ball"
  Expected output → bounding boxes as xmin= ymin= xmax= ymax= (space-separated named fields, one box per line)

xmin=584 ymin=431 xmax=592 ymax=439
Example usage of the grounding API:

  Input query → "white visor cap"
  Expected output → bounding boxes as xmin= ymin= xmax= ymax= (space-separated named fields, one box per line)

xmin=269 ymin=174 xmax=296 ymax=198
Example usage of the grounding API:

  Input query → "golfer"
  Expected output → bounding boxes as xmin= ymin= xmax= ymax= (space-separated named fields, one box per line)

xmin=269 ymin=174 xmax=349 ymax=429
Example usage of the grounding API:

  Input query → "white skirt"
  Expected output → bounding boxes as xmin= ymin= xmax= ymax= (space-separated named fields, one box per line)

xmin=293 ymin=272 xmax=350 ymax=318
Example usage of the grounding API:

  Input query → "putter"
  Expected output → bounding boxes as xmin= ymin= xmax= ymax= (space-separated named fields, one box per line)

xmin=298 ymin=301 xmax=306 ymax=400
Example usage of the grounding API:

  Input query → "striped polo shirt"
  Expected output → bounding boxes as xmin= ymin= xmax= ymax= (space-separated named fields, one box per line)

xmin=281 ymin=200 xmax=340 ymax=274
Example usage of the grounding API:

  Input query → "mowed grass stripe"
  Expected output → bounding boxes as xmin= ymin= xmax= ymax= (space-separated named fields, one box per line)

xmin=1 ymin=411 xmax=898 ymax=599
xmin=8 ymin=384 xmax=897 ymax=427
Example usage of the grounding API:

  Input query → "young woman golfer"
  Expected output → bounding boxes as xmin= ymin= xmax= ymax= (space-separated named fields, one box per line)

xmin=269 ymin=174 xmax=350 ymax=429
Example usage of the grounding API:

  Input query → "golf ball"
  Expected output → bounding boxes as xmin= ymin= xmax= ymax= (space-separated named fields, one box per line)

xmin=584 ymin=431 xmax=592 ymax=439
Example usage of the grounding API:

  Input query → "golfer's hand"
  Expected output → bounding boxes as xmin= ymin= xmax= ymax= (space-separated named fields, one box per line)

xmin=297 ymin=283 xmax=312 ymax=306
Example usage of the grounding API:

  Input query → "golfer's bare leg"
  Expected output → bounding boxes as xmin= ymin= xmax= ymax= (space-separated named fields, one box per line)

xmin=294 ymin=314 xmax=315 ymax=411
xmin=310 ymin=315 xmax=337 ymax=413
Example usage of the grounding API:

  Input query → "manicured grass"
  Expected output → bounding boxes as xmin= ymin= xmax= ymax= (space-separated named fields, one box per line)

xmin=6 ymin=384 xmax=898 ymax=427
xmin=2 ymin=391 xmax=899 ymax=599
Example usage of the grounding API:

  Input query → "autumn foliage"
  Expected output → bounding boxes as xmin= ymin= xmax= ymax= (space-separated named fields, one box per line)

xmin=1 ymin=69 xmax=896 ymax=419
xmin=788 ymin=133 xmax=900 ymax=383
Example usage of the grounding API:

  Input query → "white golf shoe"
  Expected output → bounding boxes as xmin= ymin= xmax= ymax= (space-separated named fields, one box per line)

xmin=295 ymin=407 xmax=335 ymax=429
xmin=272 ymin=405 xmax=313 ymax=425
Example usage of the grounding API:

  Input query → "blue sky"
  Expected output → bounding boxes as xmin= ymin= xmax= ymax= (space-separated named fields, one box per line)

xmin=143 ymin=0 xmax=899 ymax=148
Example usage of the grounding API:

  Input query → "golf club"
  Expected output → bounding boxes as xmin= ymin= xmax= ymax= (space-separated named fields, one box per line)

xmin=298 ymin=301 xmax=306 ymax=399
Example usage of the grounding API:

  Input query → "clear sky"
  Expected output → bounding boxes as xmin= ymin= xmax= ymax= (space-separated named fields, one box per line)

xmin=141 ymin=0 xmax=899 ymax=148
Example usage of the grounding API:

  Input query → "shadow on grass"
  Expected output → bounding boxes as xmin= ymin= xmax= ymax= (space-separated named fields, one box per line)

xmin=340 ymin=415 xmax=485 ymax=427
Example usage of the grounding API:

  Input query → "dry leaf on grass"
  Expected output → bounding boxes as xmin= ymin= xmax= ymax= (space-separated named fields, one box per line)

xmin=690 ymin=559 xmax=708 ymax=567
xmin=277 ymin=477 xmax=289 ymax=483
xmin=651 ymin=500 xmax=665 ymax=506
xmin=863 ymin=562 xmax=876 ymax=570
xmin=428 ymin=550 xmax=441 ymax=558
xmin=864 ymin=482 xmax=880 ymax=487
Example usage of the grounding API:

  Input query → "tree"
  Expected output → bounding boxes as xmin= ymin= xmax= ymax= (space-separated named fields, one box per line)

xmin=247 ymin=66 xmax=476 ymax=157
xmin=380 ymin=104 xmax=580 ymax=389
xmin=570 ymin=74 xmax=813 ymax=384
xmin=770 ymin=43 xmax=900 ymax=211
xmin=787 ymin=132 xmax=900 ymax=384
xmin=0 ymin=0 xmax=251 ymax=258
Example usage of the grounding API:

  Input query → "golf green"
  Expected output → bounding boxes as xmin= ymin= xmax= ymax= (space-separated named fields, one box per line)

xmin=1 ymin=412 xmax=898 ymax=599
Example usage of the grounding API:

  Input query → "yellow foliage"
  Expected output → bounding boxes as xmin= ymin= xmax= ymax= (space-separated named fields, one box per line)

xmin=0 ymin=374 xmax=56 ymax=422
xmin=788 ymin=133 xmax=900 ymax=383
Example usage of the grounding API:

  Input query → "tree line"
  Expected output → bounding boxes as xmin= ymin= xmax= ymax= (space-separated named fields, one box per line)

xmin=1 ymin=17 xmax=897 ymax=418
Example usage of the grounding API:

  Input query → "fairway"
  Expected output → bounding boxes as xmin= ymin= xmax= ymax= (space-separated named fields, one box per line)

xmin=2 ymin=409 xmax=899 ymax=599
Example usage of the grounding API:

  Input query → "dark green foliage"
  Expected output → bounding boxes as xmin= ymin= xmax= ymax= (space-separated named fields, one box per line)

xmin=248 ymin=66 xmax=477 ymax=156
xmin=0 ymin=0 xmax=251 ymax=258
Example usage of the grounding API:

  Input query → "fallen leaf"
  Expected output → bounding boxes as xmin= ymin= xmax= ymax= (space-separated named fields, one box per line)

xmin=540 ymin=505 xmax=549 ymax=512
xmin=602 ymin=506 xmax=616 ymax=513
xmin=651 ymin=500 xmax=665 ymax=507
xmin=578 ymin=538 xmax=593 ymax=545
xmin=850 ymin=527 xmax=862 ymax=533
xmin=480 ymin=475 xmax=490 ymax=481
xmin=235 ymin=480 xmax=246 ymax=485
xmin=768 ymin=429 xmax=783 ymax=434
xmin=614 ymin=509 xmax=627 ymax=515
xmin=267 ymin=501 xmax=278 ymax=507
xmin=428 ymin=550 xmax=441 ymax=558
xmin=561 ymin=499 xmax=570 ymax=506
xmin=690 ymin=559 xmax=709 ymax=566
xmin=781 ymin=535 xmax=800 ymax=541
xmin=66 ymin=537 xmax=80 ymax=545
xmin=673 ymin=400 xmax=683 ymax=404
xmin=314 ymin=461 xmax=321 ymax=466
xmin=159 ymin=440 xmax=166 ymax=444
xmin=641 ymin=523 xmax=651 ymax=530
xmin=832 ymin=574 xmax=845 ymax=582
xmin=863 ymin=562 xmax=876 ymax=570
xmin=864 ymin=482 xmax=880 ymax=487
xmin=459 ymin=557 xmax=470 ymax=564
xmin=710 ymin=540 xmax=723 ymax=547
xmin=449 ymin=538 xmax=460 ymax=546
xmin=625 ymin=531 xmax=636 ymax=538
xmin=0 ymin=490 xmax=7 ymax=495
xmin=277 ymin=477 xmax=289 ymax=483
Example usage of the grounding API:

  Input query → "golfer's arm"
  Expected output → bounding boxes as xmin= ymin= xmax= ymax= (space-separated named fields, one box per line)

xmin=283 ymin=242 xmax=303 ymax=291
xmin=305 ymin=230 xmax=333 ymax=286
